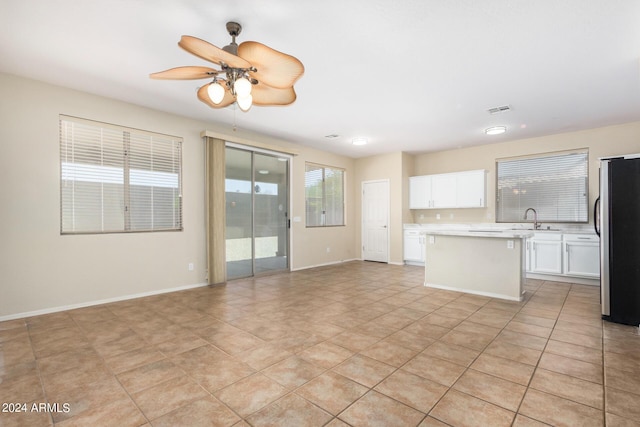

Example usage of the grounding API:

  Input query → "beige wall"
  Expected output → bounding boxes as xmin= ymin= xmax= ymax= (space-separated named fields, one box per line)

xmin=411 ymin=122 xmax=640 ymax=225
xmin=290 ymin=147 xmax=357 ymax=269
xmin=0 ymin=73 xmax=356 ymax=318
xmin=354 ymin=152 xmax=404 ymax=264
xmin=4 ymin=70 xmax=640 ymax=319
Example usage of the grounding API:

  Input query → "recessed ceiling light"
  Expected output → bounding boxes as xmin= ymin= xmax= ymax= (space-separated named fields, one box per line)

xmin=485 ymin=126 xmax=506 ymax=135
xmin=258 ymin=170 xmax=269 ymax=174
xmin=352 ymin=137 xmax=368 ymax=146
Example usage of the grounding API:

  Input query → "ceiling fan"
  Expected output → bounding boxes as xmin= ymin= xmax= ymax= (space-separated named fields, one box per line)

xmin=150 ymin=21 xmax=304 ymax=112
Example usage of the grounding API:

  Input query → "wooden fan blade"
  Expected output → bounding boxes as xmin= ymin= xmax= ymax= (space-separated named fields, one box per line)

xmin=252 ymin=83 xmax=297 ymax=106
xmin=179 ymin=35 xmax=251 ymax=69
xmin=238 ymin=41 xmax=304 ymax=89
xmin=150 ymin=66 xmax=220 ymax=80
xmin=197 ymin=82 xmax=235 ymax=109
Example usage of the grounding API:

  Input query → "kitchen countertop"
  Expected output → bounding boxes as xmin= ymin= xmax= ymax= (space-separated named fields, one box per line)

xmin=404 ymin=223 xmax=596 ymax=235
xmin=421 ymin=229 xmax=534 ymax=239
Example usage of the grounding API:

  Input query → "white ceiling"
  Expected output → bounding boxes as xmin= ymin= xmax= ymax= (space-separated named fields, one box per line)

xmin=2 ymin=0 xmax=639 ymax=158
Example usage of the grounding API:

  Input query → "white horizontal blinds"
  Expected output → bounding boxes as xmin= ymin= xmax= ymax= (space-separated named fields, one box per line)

xmin=128 ymin=132 xmax=182 ymax=231
xmin=497 ymin=150 xmax=588 ymax=223
xmin=324 ymin=167 xmax=345 ymax=226
xmin=304 ymin=163 xmax=345 ymax=227
xmin=305 ymin=164 xmax=324 ymax=226
xmin=60 ymin=116 xmax=182 ymax=234
xmin=61 ymin=120 xmax=125 ymax=232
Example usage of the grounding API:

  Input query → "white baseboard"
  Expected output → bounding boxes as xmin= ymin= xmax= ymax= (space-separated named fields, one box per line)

xmin=424 ymin=282 xmax=523 ymax=302
xmin=404 ymin=261 xmax=425 ymax=267
xmin=0 ymin=282 xmax=209 ymax=322
xmin=526 ymin=273 xmax=599 ymax=286
xmin=291 ymin=258 xmax=360 ymax=272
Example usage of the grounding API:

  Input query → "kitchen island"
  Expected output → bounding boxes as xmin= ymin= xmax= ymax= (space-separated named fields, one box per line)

xmin=422 ymin=229 xmax=533 ymax=301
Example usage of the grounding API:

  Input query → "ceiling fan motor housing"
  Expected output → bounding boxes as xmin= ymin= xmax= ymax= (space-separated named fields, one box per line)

xmin=223 ymin=22 xmax=242 ymax=55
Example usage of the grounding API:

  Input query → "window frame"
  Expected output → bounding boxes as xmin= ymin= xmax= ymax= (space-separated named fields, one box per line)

xmin=304 ymin=162 xmax=346 ymax=227
xmin=495 ymin=149 xmax=589 ymax=224
xmin=60 ymin=115 xmax=183 ymax=234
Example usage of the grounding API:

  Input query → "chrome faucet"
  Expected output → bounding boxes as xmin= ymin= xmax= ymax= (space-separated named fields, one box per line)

xmin=524 ymin=208 xmax=540 ymax=230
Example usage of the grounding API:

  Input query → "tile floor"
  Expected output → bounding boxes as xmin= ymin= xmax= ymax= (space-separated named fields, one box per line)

xmin=1 ymin=261 xmax=640 ymax=426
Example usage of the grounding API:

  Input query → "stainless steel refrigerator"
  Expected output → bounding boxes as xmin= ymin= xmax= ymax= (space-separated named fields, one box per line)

xmin=597 ymin=154 xmax=640 ymax=326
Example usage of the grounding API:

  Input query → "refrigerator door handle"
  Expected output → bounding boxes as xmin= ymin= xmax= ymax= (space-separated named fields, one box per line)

xmin=594 ymin=197 xmax=600 ymax=236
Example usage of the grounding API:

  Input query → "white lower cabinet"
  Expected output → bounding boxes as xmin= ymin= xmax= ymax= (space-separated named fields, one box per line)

xmin=563 ymin=234 xmax=600 ymax=278
xmin=530 ymin=234 xmax=563 ymax=274
xmin=404 ymin=230 xmax=425 ymax=264
xmin=526 ymin=232 xmax=600 ymax=279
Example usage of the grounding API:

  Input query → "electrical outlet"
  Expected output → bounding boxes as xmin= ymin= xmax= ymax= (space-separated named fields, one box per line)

xmin=188 ymin=263 xmax=194 ymax=271
xmin=507 ymin=240 xmax=514 ymax=249
xmin=436 ymin=214 xmax=441 ymax=220
xmin=326 ymin=247 xmax=331 ymax=253
xmin=429 ymin=235 xmax=435 ymax=244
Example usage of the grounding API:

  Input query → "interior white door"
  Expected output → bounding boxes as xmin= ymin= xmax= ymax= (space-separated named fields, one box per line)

xmin=362 ymin=180 xmax=389 ymax=262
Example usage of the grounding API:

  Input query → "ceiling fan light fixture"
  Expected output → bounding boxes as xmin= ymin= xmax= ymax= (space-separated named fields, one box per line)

xmin=234 ymin=77 xmax=252 ymax=97
xmin=207 ymin=82 xmax=225 ymax=104
xmin=485 ymin=126 xmax=507 ymax=135
xmin=237 ymin=94 xmax=253 ymax=112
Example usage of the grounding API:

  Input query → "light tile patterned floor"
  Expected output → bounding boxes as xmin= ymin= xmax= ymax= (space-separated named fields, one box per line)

xmin=1 ymin=261 xmax=640 ymax=426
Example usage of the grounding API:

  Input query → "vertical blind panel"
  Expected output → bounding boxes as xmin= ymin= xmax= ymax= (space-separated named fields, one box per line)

xmin=60 ymin=117 xmax=182 ymax=233
xmin=496 ymin=151 xmax=588 ymax=223
xmin=304 ymin=163 xmax=345 ymax=227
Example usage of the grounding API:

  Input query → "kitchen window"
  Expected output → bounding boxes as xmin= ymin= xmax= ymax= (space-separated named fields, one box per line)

xmin=60 ymin=115 xmax=182 ymax=234
xmin=496 ymin=149 xmax=589 ymax=223
xmin=305 ymin=163 xmax=345 ymax=227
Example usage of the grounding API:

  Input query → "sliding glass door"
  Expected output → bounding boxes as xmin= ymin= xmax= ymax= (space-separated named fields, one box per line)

xmin=225 ymin=146 xmax=289 ymax=279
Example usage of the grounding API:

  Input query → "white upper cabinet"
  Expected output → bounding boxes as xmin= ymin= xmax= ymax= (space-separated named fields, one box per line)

xmin=409 ymin=170 xmax=486 ymax=209
xmin=409 ymin=176 xmax=432 ymax=209
xmin=456 ymin=170 xmax=486 ymax=208
xmin=431 ymin=174 xmax=457 ymax=208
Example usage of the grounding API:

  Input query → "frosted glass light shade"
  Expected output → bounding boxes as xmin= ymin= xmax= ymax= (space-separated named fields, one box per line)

xmin=234 ymin=77 xmax=252 ymax=97
xmin=237 ymin=94 xmax=253 ymax=111
xmin=207 ymin=82 xmax=225 ymax=104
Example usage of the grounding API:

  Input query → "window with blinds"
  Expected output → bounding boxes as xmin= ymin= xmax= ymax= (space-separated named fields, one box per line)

xmin=305 ymin=163 xmax=345 ymax=227
xmin=496 ymin=149 xmax=589 ymax=223
xmin=60 ymin=116 xmax=183 ymax=234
